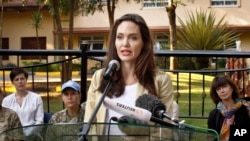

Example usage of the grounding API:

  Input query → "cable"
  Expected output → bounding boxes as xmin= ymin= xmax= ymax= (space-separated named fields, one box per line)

xmin=107 ymin=117 xmax=118 ymax=141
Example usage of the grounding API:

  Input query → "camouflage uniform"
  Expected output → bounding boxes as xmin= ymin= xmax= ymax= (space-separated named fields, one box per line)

xmin=0 ymin=106 xmax=22 ymax=141
xmin=49 ymin=106 xmax=85 ymax=124
xmin=46 ymin=105 xmax=85 ymax=141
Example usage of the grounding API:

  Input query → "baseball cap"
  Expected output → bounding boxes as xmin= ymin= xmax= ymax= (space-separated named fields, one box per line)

xmin=61 ymin=80 xmax=80 ymax=93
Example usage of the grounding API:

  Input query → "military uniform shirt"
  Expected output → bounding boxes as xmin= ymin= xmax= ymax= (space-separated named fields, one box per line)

xmin=46 ymin=106 xmax=85 ymax=141
xmin=49 ymin=106 xmax=85 ymax=124
xmin=0 ymin=107 xmax=22 ymax=141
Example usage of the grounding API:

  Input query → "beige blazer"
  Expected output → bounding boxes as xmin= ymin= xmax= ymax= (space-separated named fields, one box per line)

xmin=84 ymin=69 xmax=174 ymax=135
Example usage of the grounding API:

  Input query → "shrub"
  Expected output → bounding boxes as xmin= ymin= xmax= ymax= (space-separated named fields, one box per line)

xmin=22 ymin=61 xmax=60 ymax=72
xmin=4 ymin=62 xmax=17 ymax=68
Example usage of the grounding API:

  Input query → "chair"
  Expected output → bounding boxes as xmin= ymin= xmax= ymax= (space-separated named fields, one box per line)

xmin=44 ymin=112 xmax=53 ymax=123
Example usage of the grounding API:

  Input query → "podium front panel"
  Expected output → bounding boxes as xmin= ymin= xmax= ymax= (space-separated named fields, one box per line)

xmin=0 ymin=122 xmax=219 ymax=141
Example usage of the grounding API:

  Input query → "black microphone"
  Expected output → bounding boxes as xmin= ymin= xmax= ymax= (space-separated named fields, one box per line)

xmin=117 ymin=116 xmax=136 ymax=123
xmin=136 ymin=94 xmax=179 ymax=124
xmin=111 ymin=116 xmax=151 ymax=135
xmin=103 ymin=60 xmax=120 ymax=80
xmin=113 ymin=116 xmax=194 ymax=136
xmin=113 ymin=116 xmax=147 ymax=124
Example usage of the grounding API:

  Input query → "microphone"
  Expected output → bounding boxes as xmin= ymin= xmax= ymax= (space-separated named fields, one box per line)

xmin=103 ymin=60 xmax=120 ymax=80
xmin=136 ymin=94 xmax=196 ymax=134
xmin=111 ymin=116 xmax=151 ymax=135
xmin=135 ymin=94 xmax=179 ymax=124
xmin=112 ymin=116 xmax=147 ymax=124
xmin=114 ymin=116 xmax=136 ymax=123
xmin=103 ymin=97 xmax=177 ymax=127
xmin=103 ymin=97 xmax=152 ymax=123
xmin=120 ymin=116 xmax=135 ymax=124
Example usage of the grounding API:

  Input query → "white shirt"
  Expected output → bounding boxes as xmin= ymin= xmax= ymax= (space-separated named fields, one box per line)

xmin=105 ymin=83 xmax=137 ymax=135
xmin=2 ymin=91 xmax=44 ymax=126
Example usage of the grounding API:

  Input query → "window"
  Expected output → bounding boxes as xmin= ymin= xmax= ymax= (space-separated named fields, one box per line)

xmin=2 ymin=38 xmax=9 ymax=60
xmin=211 ymin=0 xmax=238 ymax=7
xmin=143 ymin=0 xmax=168 ymax=8
xmin=21 ymin=37 xmax=46 ymax=60
xmin=153 ymin=34 xmax=169 ymax=50
xmin=88 ymin=0 xmax=108 ymax=3
xmin=80 ymin=36 xmax=104 ymax=50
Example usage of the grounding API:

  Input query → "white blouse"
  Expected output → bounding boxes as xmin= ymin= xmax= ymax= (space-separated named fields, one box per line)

xmin=105 ymin=83 xmax=137 ymax=135
xmin=2 ymin=91 xmax=44 ymax=126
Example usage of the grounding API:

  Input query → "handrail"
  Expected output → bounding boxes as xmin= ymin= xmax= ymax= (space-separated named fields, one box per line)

xmin=1 ymin=49 xmax=250 ymax=57
xmin=0 ymin=49 xmax=250 ymax=120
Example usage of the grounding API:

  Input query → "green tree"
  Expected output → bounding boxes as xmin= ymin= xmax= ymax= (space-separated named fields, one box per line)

xmin=46 ymin=0 xmax=103 ymax=83
xmin=177 ymin=9 xmax=239 ymax=69
xmin=106 ymin=0 xmax=139 ymax=28
xmin=31 ymin=0 xmax=45 ymax=62
xmin=47 ymin=0 xmax=64 ymax=51
xmin=31 ymin=12 xmax=43 ymax=49
xmin=166 ymin=0 xmax=195 ymax=71
xmin=0 ymin=0 xmax=12 ymax=68
xmin=106 ymin=0 xmax=116 ymax=28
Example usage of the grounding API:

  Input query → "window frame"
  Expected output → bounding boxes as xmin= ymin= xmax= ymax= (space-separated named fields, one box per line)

xmin=2 ymin=38 xmax=9 ymax=60
xmin=21 ymin=37 xmax=47 ymax=60
xmin=153 ymin=34 xmax=169 ymax=50
xmin=79 ymin=36 xmax=104 ymax=50
xmin=143 ymin=0 xmax=168 ymax=9
xmin=210 ymin=0 xmax=240 ymax=7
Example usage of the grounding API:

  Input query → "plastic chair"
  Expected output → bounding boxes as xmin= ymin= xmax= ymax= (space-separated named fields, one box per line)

xmin=44 ymin=112 xmax=53 ymax=123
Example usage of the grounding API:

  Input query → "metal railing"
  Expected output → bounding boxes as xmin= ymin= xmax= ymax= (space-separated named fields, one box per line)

xmin=1 ymin=48 xmax=250 ymax=120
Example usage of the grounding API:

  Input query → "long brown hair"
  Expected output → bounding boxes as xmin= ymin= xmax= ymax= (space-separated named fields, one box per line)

xmin=99 ymin=13 xmax=157 ymax=97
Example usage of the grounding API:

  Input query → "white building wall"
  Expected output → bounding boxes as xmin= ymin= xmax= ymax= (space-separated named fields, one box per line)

xmin=2 ymin=0 xmax=250 ymax=53
xmin=2 ymin=10 xmax=54 ymax=64
xmin=74 ymin=0 xmax=250 ymax=27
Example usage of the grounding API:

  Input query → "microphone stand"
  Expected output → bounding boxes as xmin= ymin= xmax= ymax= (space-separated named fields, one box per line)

xmin=78 ymin=79 xmax=112 ymax=141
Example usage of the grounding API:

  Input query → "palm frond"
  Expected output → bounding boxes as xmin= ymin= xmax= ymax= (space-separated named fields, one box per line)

xmin=177 ymin=9 xmax=239 ymax=50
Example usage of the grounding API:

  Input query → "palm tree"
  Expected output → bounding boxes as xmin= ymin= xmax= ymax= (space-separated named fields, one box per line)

xmin=177 ymin=9 xmax=239 ymax=69
xmin=31 ymin=12 xmax=43 ymax=61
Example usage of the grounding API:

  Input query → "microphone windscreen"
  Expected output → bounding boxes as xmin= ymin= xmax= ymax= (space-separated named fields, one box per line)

xmin=118 ymin=116 xmax=137 ymax=124
xmin=135 ymin=94 xmax=166 ymax=117
xmin=117 ymin=116 xmax=150 ymax=135
xmin=109 ymin=60 xmax=120 ymax=71
xmin=110 ymin=117 xmax=118 ymax=122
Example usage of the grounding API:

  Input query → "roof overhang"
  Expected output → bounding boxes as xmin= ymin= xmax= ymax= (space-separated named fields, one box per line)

xmin=227 ymin=25 xmax=250 ymax=32
xmin=53 ymin=26 xmax=170 ymax=35
xmin=53 ymin=25 xmax=250 ymax=35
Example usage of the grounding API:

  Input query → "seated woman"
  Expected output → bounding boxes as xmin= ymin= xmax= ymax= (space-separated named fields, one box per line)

xmin=2 ymin=67 xmax=44 ymax=137
xmin=46 ymin=80 xmax=85 ymax=141
xmin=49 ymin=80 xmax=85 ymax=123
xmin=208 ymin=75 xmax=250 ymax=141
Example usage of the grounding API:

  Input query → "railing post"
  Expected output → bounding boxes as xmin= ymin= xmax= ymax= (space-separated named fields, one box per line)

xmin=80 ymin=41 xmax=90 ymax=103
